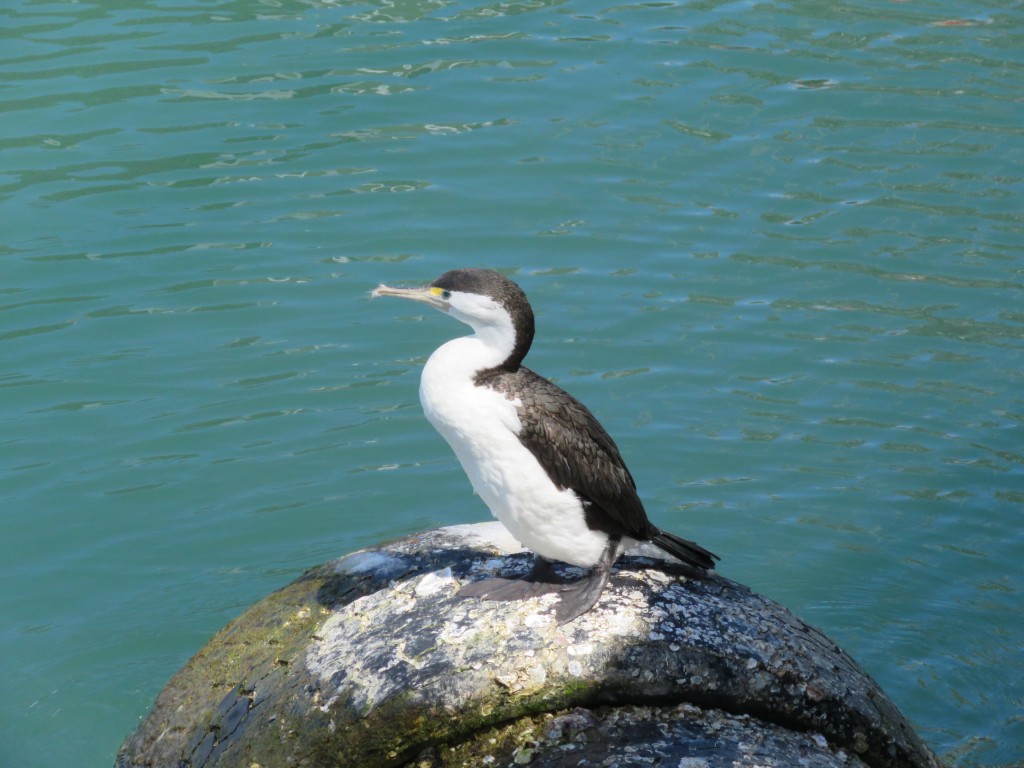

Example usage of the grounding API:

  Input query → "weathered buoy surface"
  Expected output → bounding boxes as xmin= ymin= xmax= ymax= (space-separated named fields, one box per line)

xmin=116 ymin=523 xmax=940 ymax=768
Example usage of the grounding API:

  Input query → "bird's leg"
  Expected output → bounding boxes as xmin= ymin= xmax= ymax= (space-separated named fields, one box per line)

xmin=457 ymin=540 xmax=621 ymax=625
xmin=457 ymin=555 xmax=566 ymax=602
xmin=526 ymin=555 xmax=563 ymax=586
xmin=550 ymin=539 xmax=618 ymax=625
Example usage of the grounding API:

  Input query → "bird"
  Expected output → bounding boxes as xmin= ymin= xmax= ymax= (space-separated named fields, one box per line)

xmin=372 ymin=268 xmax=718 ymax=623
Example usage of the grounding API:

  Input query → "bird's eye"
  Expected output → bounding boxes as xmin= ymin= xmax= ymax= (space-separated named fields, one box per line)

xmin=441 ymin=290 xmax=452 ymax=300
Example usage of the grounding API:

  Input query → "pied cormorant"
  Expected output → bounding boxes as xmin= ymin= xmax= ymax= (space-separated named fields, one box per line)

xmin=372 ymin=268 xmax=718 ymax=623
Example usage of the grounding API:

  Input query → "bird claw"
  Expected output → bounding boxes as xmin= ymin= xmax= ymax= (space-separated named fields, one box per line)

xmin=457 ymin=565 xmax=612 ymax=625
xmin=456 ymin=576 xmax=565 ymax=602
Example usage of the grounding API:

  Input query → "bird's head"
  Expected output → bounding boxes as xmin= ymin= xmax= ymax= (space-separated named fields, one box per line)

xmin=372 ymin=268 xmax=535 ymax=370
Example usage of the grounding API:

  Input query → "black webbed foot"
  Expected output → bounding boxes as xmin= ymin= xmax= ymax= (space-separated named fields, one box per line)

xmin=457 ymin=556 xmax=565 ymax=602
xmin=458 ymin=541 xmax=619 ymax=625
xmin=547 ymin=564 xmax=613 ymax=625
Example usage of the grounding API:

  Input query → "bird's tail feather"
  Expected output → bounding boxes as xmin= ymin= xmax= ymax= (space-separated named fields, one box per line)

xmin=650 ymin=527 xmax=719 ymax=571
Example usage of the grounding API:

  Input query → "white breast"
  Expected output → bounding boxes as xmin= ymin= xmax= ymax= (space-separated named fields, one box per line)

xmin=419 ymin=336 xmax=609 ymax=569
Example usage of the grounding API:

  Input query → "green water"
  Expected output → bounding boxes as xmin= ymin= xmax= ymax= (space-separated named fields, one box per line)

xmin=1 ymin=0 xmax=1022 ymax=765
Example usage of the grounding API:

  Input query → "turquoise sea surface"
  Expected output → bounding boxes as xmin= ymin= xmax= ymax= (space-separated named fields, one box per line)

xmin=1 ymin=0 xmax=1022 ymax=765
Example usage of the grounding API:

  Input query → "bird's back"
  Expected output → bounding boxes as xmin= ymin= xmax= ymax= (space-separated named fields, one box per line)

xmin=476 ymin=366 xmax=653 ymax=542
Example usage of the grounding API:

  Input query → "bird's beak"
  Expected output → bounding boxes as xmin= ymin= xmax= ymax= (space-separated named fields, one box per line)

xmin=371 ymin=283 xmax=449 ymax=312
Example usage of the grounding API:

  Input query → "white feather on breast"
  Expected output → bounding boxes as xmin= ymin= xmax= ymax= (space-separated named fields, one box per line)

xmin=419 ymin=335 xmax=608 ymax=568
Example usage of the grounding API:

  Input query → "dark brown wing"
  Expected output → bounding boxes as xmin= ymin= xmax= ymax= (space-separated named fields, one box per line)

xmin=482 ymin=367 xmax=652 ymax=539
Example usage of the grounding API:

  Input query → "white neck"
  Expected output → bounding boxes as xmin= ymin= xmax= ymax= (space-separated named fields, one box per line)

xmin=425 ymin=333 xmax=506 ymax=386
xmin=419 ymin=301 xmax=521 ymax=435
xmin=443 ymin=299 xmax=519 ymax=376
